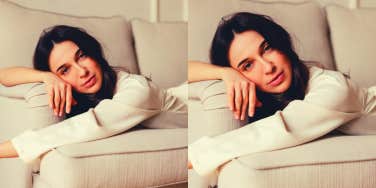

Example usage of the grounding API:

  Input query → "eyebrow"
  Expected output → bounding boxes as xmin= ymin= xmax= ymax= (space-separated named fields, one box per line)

xmin=55 ymin=49 xmax=81 ymax=72
xmin=236 ymin=40 xmax=268 ymax=68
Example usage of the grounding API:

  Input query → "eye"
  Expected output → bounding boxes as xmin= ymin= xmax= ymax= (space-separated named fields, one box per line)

xmin=242 ymin=61 xmax=253 ymax=71
xmin=60 ymin=66 xmax=70 ymax=75
xmin=261 ymin=42 xmax=272 ymax=54
xmin=264 ymin=43 xmax=271 ymax=51
xmin=77 ymin=50 xmax=87 ymax=61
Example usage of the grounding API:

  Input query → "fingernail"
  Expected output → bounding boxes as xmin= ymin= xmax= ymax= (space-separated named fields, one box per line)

xmin=249 ymin=112 xmax=254 ymax=117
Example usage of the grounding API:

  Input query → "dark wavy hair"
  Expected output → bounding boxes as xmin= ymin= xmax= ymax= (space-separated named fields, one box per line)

xmin=210 ymin=12 xmax=309 ymax=122
xmin=33 ymin=25 xmax=117 ymax=118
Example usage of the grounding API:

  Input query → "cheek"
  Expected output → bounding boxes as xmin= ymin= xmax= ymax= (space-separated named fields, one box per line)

xmin=60 ymin=76 xmax=80 ymax=89
xmin=87 ymin=58 xmax=100 ymax=69
xmin=241 ymin=71 xmax=264 ymax=87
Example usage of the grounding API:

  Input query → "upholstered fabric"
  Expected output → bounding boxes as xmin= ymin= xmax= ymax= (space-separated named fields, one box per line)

xmin=188 ymin=0 xmax=335 ymax=69
xmin=36 ymin=149 xmax=187 ymax=188
xmin=326 ymin=6 xmax=376 ymax=87
xmin=218 ymin=135 xmax=376 ymax=188
xmin=188 ymin=81 xmax=247 ymax=143
xmin=0 ymin=95 xmax=61 ymax=140
xmin=34 ymin=129 xmax=187 ymax=188
xmin=131 ymin=20 xmax=187 ymax=89
xmin=0 ymin=159 xmax=32 ymax=188
xmin=0 ymin=0 xmax=139 ymax=73
xmin=56 ymin=128 xmax=187 ymax=157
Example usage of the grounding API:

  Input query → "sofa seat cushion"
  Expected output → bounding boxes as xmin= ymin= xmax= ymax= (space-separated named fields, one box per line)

xmin=35 ymin=128 xmax=187 ymax=188
xmin=55 ymin=128 xmax=187 ymax=157
xmin=218 ymin=135 xmax=376 ymax=188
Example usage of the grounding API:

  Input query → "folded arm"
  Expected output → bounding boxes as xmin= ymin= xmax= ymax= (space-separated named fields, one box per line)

xmin=188 ymin=67 xmax=364 ymax=176
xmin=7 ymin=73 xmax=163 ymax=162
xmin=0 ymin=67 xmax=48 ymax=87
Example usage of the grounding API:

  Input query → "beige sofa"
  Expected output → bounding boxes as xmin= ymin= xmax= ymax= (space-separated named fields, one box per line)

xmin=0 ymin=1 xmax=187 ymax=188
xmin=188 ymin=0 xmax=376 ymax=187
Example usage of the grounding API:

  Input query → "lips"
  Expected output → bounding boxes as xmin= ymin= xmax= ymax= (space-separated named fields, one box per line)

xmin=82 ymin=75 xmax=96 ymax=88
xmin=268 ymin=72 xmax=285 ymax=87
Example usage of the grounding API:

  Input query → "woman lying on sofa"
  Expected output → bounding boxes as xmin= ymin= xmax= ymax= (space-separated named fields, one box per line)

xmin=0 ymin=25 xmax=187 ymax=162
xmin=188 ymin=12 xmax=376 ymax=176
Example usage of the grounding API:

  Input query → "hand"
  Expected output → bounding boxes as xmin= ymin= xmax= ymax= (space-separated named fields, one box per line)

xmin=187 ymin=160 xmax=193 ymax=169
xmin=221 ymin=68 xmax=262 ymax=120
xmin=42 ymin=72 xmax=77 ymax=116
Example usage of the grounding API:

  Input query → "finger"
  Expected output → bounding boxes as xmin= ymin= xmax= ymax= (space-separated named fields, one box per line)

xmin=66 ymin=85 xmax=72 ymax=114
xmin=227 ymin=86 xmax=235 ymax=111
xmin=187 ymin=161 xmax=193 ymax=169
xmin=256 ymin=99 xmax=263 ymax=107
xmin=59 ymin=84 xmax=66 ymax=117
xmin=54 ymin=85 xmax=60 ymax=116
xmin=234 ymin=84 xmax=242 ymax=119
xmin=72 ymin=98 xmax=78 ymax=106
xmin=241 ymin=83 xmax=249 ymax=120
xmin=248 ymin=83 xmax=256 ymax=117
xmin=48 ymin=86 xmax=54 ymax=109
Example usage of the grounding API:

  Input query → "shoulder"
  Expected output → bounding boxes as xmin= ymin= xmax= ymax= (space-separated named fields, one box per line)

xmin=112 ymin=71 xmax=163 ymax=106
xmin=115 ymin=71 xmax=158 ymax=92
xmin=307 ymin=66 xmax=351 ymax=91
xmin=304 ymin=66 xmax=363 ymax=111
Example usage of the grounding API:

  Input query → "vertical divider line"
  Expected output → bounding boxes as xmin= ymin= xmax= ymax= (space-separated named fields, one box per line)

xmin=150 ymin=0 xmax=159 ymax=22
xmin=349 ymin=0 xmax=359 ymax=9
xmin=183 ymin=0 xmax=188 ymax=22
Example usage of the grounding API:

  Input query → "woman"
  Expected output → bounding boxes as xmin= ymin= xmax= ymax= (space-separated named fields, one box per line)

xmin=0 ymin=25 xmax=187 ymax=162
xmin=188 ymin=12 xmax=375 ymax=176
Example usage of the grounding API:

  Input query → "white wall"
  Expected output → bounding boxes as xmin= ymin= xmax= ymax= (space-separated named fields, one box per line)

xmin=7 ymin=0 xmax=188 ymax=22
xmin=315 ymin=0 xmax=376 ymax=8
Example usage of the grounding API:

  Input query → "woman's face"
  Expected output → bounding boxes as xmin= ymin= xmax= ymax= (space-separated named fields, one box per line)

xmin=48 ymin=41 xmax=103 ymax=94
xmin=228 ymin=30 xmax=292 ymax=93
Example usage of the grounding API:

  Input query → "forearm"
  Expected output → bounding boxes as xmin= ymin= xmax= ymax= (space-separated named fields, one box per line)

xmin=189 ymin=101 xmax=362 ymax=176
xmin=0 ymin=140 xmax=18 ymax=158
xmin=188 ymin=61 xmax=228 ymax=83
xmin=0 ymin=67 xmax=48 ymax=86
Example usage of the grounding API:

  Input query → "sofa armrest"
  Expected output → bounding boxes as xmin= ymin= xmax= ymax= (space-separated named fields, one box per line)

xmin=0 ymin=83 xmax=63 ymax=140
xmin=188 ymin=80 xmax=247 ymax=143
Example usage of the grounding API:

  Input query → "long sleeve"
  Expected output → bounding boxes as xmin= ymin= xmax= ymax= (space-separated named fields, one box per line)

xmin=11 ymin=72 xmax=164 ymax=163
xmin=188 ymin=67 xmax=365 ymax=176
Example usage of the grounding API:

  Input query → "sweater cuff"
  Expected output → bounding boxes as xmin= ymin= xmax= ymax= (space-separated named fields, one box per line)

xmin=11 ymin=130 xmax=50 ymax=163
xmin=188 ymin=136 xmax=231 ymax=176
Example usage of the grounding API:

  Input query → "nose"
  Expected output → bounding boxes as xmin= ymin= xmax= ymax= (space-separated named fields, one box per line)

xmin=74 ymin=63 xmax=89 ymax=78
xmin=259 ymin=57 xmax=276 ymax=74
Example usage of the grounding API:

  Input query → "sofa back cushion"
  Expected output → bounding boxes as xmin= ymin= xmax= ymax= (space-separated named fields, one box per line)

xmin=0 ymin=0 xmax=139 ymax=73
xmin=132 ymin=20 xmax=187 ymax=89
xmin=326 ymin=6 xmax=376 ymax=87
xmin=189 ymin=0 xmax=335 ymax=70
